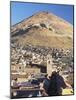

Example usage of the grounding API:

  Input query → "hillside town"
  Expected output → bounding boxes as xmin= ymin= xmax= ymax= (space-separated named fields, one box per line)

xmin=11 ymin=42 xmax=74 ymax=98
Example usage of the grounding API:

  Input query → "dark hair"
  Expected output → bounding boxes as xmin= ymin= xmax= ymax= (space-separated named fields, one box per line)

xmin=51 ymin=71 xmax=57 ymax=76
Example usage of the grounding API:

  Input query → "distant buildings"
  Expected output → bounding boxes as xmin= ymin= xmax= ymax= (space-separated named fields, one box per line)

xmin=11 ymin=43 xmax=73 ymax=83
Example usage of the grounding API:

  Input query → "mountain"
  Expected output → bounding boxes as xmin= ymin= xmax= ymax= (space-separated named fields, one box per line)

xmin=11 ymin=11 xmax=73 ymax=49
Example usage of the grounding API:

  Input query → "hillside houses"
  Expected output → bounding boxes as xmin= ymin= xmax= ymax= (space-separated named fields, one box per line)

xmin=11 ymin=43 xmax=73 ymax=83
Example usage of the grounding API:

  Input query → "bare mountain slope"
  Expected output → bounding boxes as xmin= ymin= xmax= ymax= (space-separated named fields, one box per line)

xmin=11 ymin=11 xmax=73 ymax=49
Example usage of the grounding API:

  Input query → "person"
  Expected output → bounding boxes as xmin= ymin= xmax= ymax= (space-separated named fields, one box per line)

xmin=47 ymin=71 xmax=67 ymax=96
xmin=43 ymin=74 xmax=50 ymax=95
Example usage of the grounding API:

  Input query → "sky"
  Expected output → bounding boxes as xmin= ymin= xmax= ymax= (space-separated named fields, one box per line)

xmin=11 ymin=2 xmax=74 ymax=25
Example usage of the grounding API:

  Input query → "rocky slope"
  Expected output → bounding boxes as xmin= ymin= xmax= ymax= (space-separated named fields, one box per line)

xmin=11 ymin=11 xmax=73 ymax=49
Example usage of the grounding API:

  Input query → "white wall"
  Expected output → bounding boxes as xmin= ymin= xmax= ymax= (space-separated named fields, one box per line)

xmin=0 ymin=0 xmax=76 ymax=100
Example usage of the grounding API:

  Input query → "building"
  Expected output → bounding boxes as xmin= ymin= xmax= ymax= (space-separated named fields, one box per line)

xmin=47 ymin=55 xmax=53 ymax=76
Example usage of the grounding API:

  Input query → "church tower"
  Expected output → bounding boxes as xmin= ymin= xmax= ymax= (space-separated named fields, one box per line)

xmin=47 ymin=55 xmax=53 ymax=76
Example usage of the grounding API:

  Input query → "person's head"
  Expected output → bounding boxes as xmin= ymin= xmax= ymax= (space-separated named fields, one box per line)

xmin=51 ymin=71 xmax=57 ymax=77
